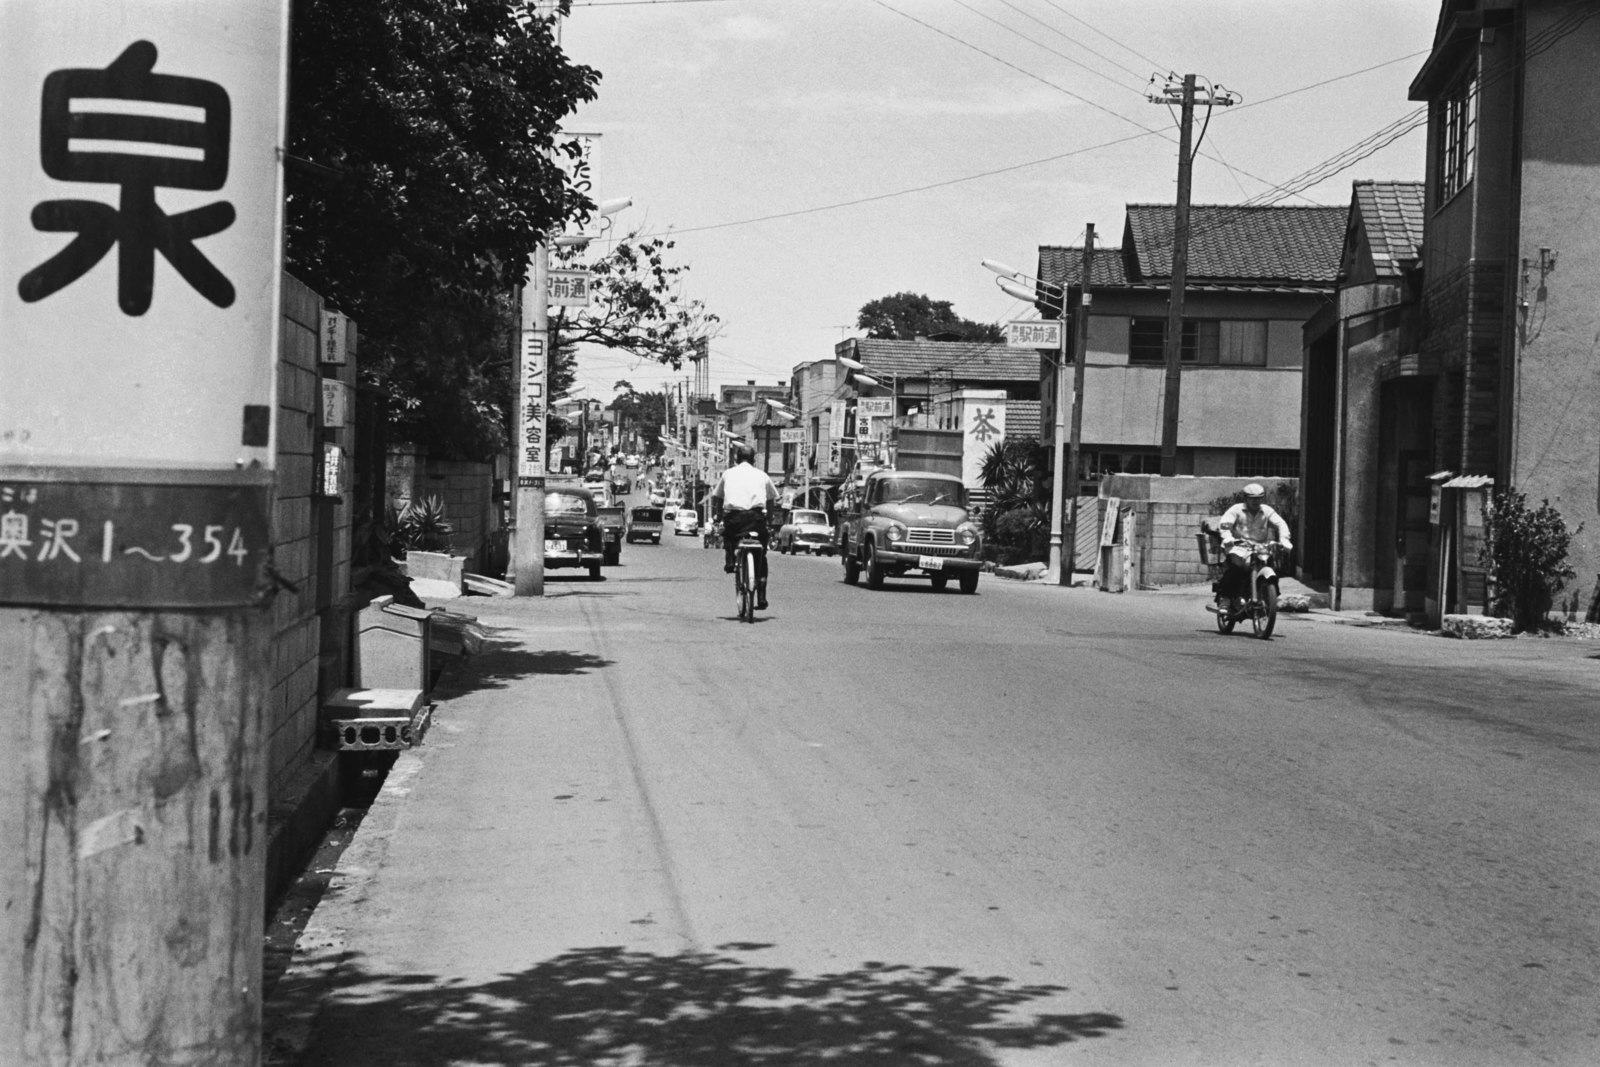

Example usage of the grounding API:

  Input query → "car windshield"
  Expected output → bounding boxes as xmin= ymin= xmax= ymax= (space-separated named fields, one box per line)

xmin=793 ymin=510 xmax=829 ymax=525
xmin=874 ymin=477 xmax=964 ymax=507
xmin=545 ymin=491 xmax=592 ymax=516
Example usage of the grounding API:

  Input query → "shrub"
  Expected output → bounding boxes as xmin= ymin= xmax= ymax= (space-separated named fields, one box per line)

xmin=394 ymin=495 xmax=455 ymax=554
xmin=1480 ymin=488 xmax=1579 ymax=633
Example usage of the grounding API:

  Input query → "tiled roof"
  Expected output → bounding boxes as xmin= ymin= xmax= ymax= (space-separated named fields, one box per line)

xmin=1035 ymin=247 xmax=1129 ymax=291
xmin=842 ymin=338 xmax=1038 ymax=382
xmin=1352 ymin=180 xmax=1425 ymax=276
xmin=1123 ymin=203 xmax=1347 ymax=284
xmin=1003 ymin=400 xmax=1041 ymax=441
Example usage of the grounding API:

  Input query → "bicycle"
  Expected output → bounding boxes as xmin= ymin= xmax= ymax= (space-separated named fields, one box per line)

xmin=732 ymin=529 xmax=766 ymax=622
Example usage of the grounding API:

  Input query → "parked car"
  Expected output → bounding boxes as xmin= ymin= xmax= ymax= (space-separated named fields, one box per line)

xmin=776 ymin=508 xmax=835 ymax=555
xmin=836 ymin=469 xmax=983 ymax=592
xmin=541 ymin=487 xmax=607 ymax=579
xmin=673 ymin=508 xmax=701 ymax=536
xmin=625 ymin=505 xmax=664 ymax=545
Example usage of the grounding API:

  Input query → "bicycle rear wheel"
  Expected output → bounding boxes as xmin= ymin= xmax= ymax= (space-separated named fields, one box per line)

xmin=740 ymin=549 xmax=758 ymax=621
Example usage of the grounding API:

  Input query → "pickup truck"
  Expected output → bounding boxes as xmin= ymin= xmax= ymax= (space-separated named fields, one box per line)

xmin=596 ymin=504 xmax=625 ymax=564
xmin=837 ymin=469 xmax=984 ymax=593
xmin=625 ymin=505 xmax=664 ymax=545
xmin=542 ymin=486 xmax=607 ymax=579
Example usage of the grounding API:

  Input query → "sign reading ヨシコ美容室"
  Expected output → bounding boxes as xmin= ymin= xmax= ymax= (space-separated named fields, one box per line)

xmin=0 ymin=3 xmax=290 ymax=607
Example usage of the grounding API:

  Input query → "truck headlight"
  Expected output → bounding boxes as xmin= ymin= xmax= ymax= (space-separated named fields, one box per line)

xmin=886 ymin=522 xmax=906 ymax=543
xmin=957 ymin=522 xmax=978 ymax=546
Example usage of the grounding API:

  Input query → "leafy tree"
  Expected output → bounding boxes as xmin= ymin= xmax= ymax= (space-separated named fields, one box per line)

xmin=1480 ymin=488 xmax=1580 ymax=632
xmin=552 ymin=233 xmax=720 ymax=368
xmin=857 ymin=292 xmax=1003 ymax=342
xmin=285 ymin=0 xmax=599 ymax=459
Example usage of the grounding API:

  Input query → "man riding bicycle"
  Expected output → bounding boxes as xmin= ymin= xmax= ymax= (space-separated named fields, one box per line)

xmin=711 ymin=442 xmax=779 ymax=610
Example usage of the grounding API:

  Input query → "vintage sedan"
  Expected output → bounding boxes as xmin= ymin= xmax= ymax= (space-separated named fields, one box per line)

xmin=542 ymin=487 xmax=607 ymax=579
xmin=775 ymin=508 xmax=835 ymax=555
xmin=673 ymin=508 xmax=701 ymax=536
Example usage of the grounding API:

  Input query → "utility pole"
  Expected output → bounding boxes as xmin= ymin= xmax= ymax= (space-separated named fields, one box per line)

xmin=1063 ymin=223 xmax=1096 ymax=584
xmin=510 ymin=246 xmax=548 ymax=596
xmin=1152 ymin=74 xmax=1236 ymax=477
xmin=1158 ymin=74 xmax=1196 ymax=478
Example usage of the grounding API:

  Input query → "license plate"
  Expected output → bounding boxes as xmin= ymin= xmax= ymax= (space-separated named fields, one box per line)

xmin=918 ymin=555 xmax=944 ymax=571
xmin=544 ymin=540 xmax=564 ymax=553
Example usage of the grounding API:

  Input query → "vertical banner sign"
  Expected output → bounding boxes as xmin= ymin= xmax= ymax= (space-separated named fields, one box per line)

xmin=0 ymin=2 xmax=288 ymax=608
xmin=518 ymin=331 xmax=546 ymax=487
xmin=962 ymin=396 xmax=1007 ymax=488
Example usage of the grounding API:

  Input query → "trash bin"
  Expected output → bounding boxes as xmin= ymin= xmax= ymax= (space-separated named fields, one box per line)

xmin=357 ymin=595 xmax=433 ymax=691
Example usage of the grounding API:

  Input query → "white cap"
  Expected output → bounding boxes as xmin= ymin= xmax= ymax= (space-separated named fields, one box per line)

xmin=1243 ymin=483 xmax=1265 ymax=498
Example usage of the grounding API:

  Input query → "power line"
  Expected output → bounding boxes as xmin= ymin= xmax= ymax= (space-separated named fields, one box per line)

xmin=1032 ymin=0 xmax=1167 ymax=72
xmin=666 ymin=129 xmax=1157 ymax=235
xmin=948 ymin=0 xmax=1147 ymax=96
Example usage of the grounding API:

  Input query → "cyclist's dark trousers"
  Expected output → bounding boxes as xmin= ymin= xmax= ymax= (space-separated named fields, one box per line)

xmin=723 ymin=509 xmax=769 ymax=585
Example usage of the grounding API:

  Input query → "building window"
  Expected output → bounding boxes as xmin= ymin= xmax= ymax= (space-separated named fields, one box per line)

xmin=1236 ymin=449 xmax=1299 ymax=479
xmin=1129 ymin=318 xmax=1205 ymax=364
xmin=1218 ymin=320 xmax=1267 ymax=366
xmin=1437 ymin=62 xmax=1477 ymax=206
xmin=1130 ymin=318 xmax=1265 ymax=365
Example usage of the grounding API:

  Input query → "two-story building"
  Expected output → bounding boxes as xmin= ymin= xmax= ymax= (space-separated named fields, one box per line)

xmin=1037 ymin=203 xmax=1347 ymax=495
xmin=1401 ymin=0 xmax=1600 ymax=623
xmin=1311 ymin=1 xmax=1600 ymax=625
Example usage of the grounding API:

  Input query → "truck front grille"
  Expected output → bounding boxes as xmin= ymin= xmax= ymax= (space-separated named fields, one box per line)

xmin=905 ymin=527 xmax=957 ymax=546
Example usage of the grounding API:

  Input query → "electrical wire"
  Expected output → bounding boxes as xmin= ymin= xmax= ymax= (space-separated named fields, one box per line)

xmin=949 ymin=0 xmax=1148 ymax=96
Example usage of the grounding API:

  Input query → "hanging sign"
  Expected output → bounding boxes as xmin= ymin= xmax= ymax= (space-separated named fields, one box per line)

xmin=548 ymin=269 xmax=592 ymax=307
xmin=0 ymin=1 xmax=290 ymax=607
xmin=1007 ymin=320 xmax=1062 ymax=348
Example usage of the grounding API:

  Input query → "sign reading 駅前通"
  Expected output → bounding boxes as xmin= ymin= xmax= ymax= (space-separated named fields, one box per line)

xmin=0 ymin=2 xmax=291 ymax=607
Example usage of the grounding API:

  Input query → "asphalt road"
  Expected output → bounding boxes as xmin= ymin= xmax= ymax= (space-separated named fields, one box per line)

xmin=273 ymin=532 xmax=1600 ymax=1067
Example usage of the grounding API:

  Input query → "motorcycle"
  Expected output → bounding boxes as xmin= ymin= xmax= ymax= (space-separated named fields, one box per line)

xmin=1206 ymin=539 xmax=1284 ymax=639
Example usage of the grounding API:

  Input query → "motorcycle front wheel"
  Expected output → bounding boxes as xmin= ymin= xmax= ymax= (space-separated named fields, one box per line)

xmin=1252 ymin=584 xmax=1278 ymax=639
xmin=1215 ymin=598 xmax=1236 ymax=634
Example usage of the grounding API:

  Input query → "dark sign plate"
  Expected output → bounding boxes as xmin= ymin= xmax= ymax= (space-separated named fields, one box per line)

xmin=0 ymin=473 xmax=271 ymax=608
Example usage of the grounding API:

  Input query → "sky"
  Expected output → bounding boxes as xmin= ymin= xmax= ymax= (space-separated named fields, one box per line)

xmin=555 ymin=0 xmax=1442 ymax=405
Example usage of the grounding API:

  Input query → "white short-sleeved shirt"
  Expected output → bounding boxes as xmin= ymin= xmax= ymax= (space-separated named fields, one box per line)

xmin=714 ymin=463 xmax=777 ymax=511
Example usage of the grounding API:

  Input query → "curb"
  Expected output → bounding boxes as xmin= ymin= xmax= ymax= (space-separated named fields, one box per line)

xmin=261 ymin=748 xmax=426 ymax=1065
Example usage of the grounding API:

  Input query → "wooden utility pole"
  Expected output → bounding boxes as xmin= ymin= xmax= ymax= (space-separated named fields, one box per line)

xmin=1159 ymin=74 xmax=1197 ymax=477
xmin=1062 ymin=223 xmax=1096 ymax=583
xmin=1152 ymin=74 xmax=1236 ymax=477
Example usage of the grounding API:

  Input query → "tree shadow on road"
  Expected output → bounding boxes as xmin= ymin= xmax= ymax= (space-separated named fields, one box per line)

xmin=433 ymin=640 xmax=614 ymax=696
xmin=288 ymin=943 xmax=1123 ymax=1066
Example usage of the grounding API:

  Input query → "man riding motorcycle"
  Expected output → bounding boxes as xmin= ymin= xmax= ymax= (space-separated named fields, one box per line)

xmin=1217 ymin=483 xmax=1292 ymax=602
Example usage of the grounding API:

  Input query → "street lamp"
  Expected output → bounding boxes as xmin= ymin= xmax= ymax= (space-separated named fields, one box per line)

xmin=982 ymin=245 xmax=1094 ymax=587
xmin=838 ymin=357 xmax=900 ymax=465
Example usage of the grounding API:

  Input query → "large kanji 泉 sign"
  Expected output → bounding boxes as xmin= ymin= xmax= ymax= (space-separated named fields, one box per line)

xmin=1 ymin=3 xmax=290 ymax=607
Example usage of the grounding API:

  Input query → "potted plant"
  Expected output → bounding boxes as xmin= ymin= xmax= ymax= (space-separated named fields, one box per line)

xmin=395 ymin=495 xmax=464 ymax=586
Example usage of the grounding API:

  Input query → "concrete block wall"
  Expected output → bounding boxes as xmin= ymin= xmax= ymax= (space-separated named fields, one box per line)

xmin=1100 ymin=474 xmax=1297 ymax=589
xmin=270 ymin=274 xmax=324 ymax=799
xmin=423 ymin=460 xmax=493 ymax=571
